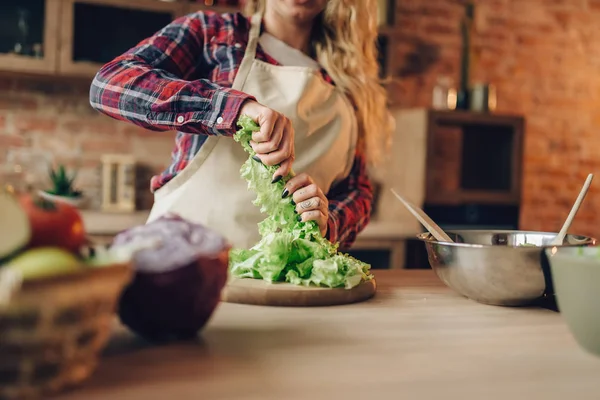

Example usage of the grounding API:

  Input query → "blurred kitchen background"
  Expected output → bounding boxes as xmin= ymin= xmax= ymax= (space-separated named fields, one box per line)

xmin=0 ymin=0 xmax=598 ymax=269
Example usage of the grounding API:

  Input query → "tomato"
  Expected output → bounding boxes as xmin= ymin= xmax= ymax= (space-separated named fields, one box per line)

xmin=18 ymin=194 xmax=86 ymax=254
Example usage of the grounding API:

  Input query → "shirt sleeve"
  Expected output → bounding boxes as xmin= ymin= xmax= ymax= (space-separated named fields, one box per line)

xmin=325 ymin=145 xmax=374 ymax=250
xmin=89 ymin=12 xmax=255 ymax=136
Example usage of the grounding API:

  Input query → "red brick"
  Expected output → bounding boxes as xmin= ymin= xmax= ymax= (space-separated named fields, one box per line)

xmin=33 ymin=132 xmax=78 ymax=154
xmin=422 ymin=20 xmax=457 ymax=36
xmin=589 ymin=0 xmax=600 ymax=10
xmin=80 ymin=137 xmax=132 ymax=154
xmin=0 ymin=134 xmax=25 ymax=148
xmin=120 ymin=124 xmax=158 ymax=137
xmin=0 ymin=97 xmax=38 ymax=111
xmin=395 ymin=16 xmax=420 ymax=31
xmin=61 ymin=118 xmax=120 ymax=136
xmin=14 ymin=116 xmax=57 ymax=133
xmin=53 ymin=156 xmax=100 ymax=170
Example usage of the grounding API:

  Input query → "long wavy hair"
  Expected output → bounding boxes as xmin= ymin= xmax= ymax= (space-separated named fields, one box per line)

xmin=243 ymin=0 xmax=394 ymax=165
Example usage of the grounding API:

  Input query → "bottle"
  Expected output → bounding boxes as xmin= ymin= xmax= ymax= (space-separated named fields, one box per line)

xmin=13 ymin=9 xmax=31 ymax=56
xmin=432 ymin=77 xmax=457 ymax=110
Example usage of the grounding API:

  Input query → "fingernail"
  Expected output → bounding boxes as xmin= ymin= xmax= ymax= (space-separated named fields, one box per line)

xmin=291 ymin=199 xmax=295 ymax=205
xmin=252 ymin=155 xmax=262 ymax=163
xmin=297 ymin=215 xmax=302 ymax=222
xmin=281 ymin=188 xmax=289 ymax=198
xmin=271 ymin=175 xmax=282 ymax=184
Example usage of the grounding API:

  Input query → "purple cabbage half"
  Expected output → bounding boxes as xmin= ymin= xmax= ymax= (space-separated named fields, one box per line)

xmin=110 ymin=213 xmax=230 ymax=342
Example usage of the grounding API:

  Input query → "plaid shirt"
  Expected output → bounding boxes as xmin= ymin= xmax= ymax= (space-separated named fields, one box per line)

xmin=89 ymin=11 xmax=373 ymax=249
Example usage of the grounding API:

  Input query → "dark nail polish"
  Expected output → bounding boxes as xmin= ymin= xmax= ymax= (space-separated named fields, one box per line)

xmin=271 ymin=175 xmax=282 ymax=184
xmin=282 ymin=188 xmax=289 ymax=198
xmin=252 ymin=155 xmax=262 ymax=163
xmin=297 ymin=215 xmax=302 ymax=222
xmin=291 ymin=199 xmax=295 ymax=206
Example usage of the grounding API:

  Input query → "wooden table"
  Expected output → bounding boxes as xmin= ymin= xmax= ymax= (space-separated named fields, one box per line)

xmin=55 ymin=270 xmax=600 ymax=400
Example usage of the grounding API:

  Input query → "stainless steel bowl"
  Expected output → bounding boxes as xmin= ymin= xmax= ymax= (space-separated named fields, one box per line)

xmin=416 ymin=230 xmax=597 ymax=306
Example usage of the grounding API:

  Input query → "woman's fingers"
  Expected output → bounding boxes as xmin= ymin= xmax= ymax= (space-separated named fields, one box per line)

xmin=291 ymin=182 xmax=319 ymax=204
xmin=272 ymin=158 xmax=294 ymax=182
xmin=283 ymin=173 xmax=312 ymax=197
xmin=250 ymin=107 xmax=279 ymax=143
xmin=259 ymin=118 xmax=294 ymax=179
xmin=280 ymin=173 xmax=328 ymax=236
xmin=296 ymin=196 xmax=328 ymax=215
xmin=297 ymin=209 xmax=328 ymax=237
xmin=250 ymin=117 xmax=284 ymax=154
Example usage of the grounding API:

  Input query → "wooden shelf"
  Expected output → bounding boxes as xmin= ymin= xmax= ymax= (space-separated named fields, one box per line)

xmin=400 ymin=108 xmax=525 ymax=207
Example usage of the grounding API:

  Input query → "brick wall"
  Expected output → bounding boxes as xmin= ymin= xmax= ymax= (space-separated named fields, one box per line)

xmin=0 ymin=78 xmax=175 ymax=210
xmin=1 ymin=0 xmax=599 ymax=238
xmin=387 ymin=0 xmax=600 ymax=237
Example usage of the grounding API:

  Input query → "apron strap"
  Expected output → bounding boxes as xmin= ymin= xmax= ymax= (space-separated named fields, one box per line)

xmin=232 ymin=12 xmax=262 ymax=91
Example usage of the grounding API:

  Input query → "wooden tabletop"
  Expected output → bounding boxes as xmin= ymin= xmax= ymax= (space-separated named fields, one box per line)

xmin=55 ymin=270 xmax=600 ymax=400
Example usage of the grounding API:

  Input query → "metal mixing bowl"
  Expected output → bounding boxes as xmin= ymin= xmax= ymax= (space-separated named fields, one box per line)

xmin=416 ymin=230 xmax=597 ymax=306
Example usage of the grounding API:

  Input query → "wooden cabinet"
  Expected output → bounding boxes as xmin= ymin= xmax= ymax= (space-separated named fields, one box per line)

xmin=0 ymin=0 xmax=60 ymax=74
xmin=0 ymin=0 xmax=396 ymax=79
xmin=58 ymin=0 xmax=184 ymax=78
xmin=421 ymin=109 xmax=525 ymax=206
xmin=0 ymin=0 xmax=183 ymax=78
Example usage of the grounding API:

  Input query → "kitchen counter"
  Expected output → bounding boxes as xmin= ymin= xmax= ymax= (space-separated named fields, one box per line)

xmin=82 ymin=211 xmax=416 ymax=268
xmin=55 ymin=270 xmax=600 ymax=400
xmin=81 ymin=210 xmax=417 ymax=239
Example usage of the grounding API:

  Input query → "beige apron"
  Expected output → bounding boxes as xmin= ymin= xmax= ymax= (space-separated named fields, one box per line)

xmin=147 ymin=12 xmax=358 ymax=249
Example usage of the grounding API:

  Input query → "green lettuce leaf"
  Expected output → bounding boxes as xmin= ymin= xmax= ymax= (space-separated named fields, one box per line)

xmin=228 ymin=115 xmax=373 ymax=289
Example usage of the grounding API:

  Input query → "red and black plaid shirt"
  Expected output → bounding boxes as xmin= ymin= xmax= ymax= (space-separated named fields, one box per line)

xmin=89 ymin=11 xmax=373 ymax=249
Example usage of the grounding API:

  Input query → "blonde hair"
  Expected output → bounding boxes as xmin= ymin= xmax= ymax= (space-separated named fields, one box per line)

xmin=243 ymin=0 xmax=393 ymax=165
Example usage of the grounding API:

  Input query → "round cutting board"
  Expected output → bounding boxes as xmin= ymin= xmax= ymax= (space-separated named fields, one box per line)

xmin=221 ymin=277 xmax=377 ymax=307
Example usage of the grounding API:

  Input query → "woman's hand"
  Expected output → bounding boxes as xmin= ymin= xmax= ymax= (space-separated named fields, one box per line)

xmin=283 ymin=173 xmax=329 ymax=237
xmin=238 ymin=100 xmax=295 ymax=181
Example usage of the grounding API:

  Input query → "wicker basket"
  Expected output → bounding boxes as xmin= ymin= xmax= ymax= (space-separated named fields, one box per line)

xmin=0 ymin=262 xmax=132 ymax=400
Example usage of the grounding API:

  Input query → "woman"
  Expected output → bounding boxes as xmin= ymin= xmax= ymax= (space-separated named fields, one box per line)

xmin=89 ymin=0 xmax=393 ymax=251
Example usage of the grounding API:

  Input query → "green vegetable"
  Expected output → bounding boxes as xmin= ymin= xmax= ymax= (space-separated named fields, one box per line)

xmin=228 ymin=115 xmax=373 ymax=289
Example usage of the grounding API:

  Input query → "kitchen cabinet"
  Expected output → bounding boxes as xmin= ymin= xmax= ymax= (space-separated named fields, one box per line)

xmin=0 ymin=0 xmax=183 ymax=78
xmin=0 ymin=0 xmax=397 ymax=80
xmin=58 ymin=0 xmax=184 ymax=78
xmin=0 ymin=0 xmax=60 ymax=75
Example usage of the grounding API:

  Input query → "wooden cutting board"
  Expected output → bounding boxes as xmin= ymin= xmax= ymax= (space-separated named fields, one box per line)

xmin=221 ymin=277 xmax=377 ymax=307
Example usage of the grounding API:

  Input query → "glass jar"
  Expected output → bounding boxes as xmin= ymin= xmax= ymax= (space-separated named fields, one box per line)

xmin=1 ymin=165 xmax=27 ymax=195
xmin=432 ymin=76 xmax=458 ymax=110
xmin=4 ymin=148 xmax=54 ymax=194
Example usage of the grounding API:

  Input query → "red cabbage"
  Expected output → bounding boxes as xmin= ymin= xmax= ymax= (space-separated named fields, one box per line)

xmin=110 ymin=213 xmax=229 ymax=342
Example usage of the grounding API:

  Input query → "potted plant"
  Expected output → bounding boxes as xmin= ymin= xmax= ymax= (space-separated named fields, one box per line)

xmin=38 ymin=164 xmax=86 ymax=208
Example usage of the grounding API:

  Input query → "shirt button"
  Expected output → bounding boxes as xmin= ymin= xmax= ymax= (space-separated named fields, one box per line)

xmin=216 ymin=117 xmax=224 ymax=124
xmin=176 ymin=115 xmax=185 ymax=123
xmin=234 ymin=43 xmax=242 ymax=48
